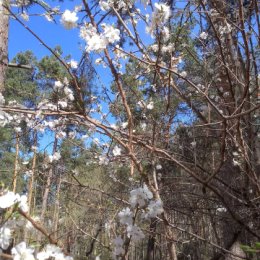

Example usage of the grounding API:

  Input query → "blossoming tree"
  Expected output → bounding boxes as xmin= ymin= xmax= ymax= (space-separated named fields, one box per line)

xmin=0 ymin=0 xmax=260 ymax=260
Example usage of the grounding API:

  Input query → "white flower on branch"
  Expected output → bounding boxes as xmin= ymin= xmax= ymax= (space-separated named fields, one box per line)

xmin=130 ymin=185 xmax=153 ymax=208
xmin=99 ymin=0 xmax=111 ymax=11
xmin=0 ymin=93 xmax=5 ymax=105
xmin=44 ymin=13 xmax=53 ymax=22
xmin=60 ymin=10 xmax=78 ymax=29
xmin=19 ymin=195 xmax=29 ymax=212
xmin=21 ymin=11 xmax=29 ymax=21
xmin=126 ymin=225 xmax=145 ymax=242
xmin=156 ymin=164 xmax=162 ymax=170
xmin=112 ymin=146 xmax=122 ymax=156
xmin=37 ymin=244 xmax=73 ymax=260
xmin=199 ymin=32 xmax=208 ymax=40
xmin=142 ymin=199 xmax=164 ymax=219
xmin=154 ymin=3 xmax=171 ymax=23
xmin=216 ymin=207 xmax=227 ymax=213
xmin=146 ymin=101 xmax=154 ymax=110
xmin=180 ymin=71 xmax=187 ymax=77
xmin=0 ymin=225 xmax=12 ymax=250
xmin=121 ymin=122 xmax=128 ymax=129
xmin=49 ymin=152 xmax=61 ymax=163
xmin=54 ymin=81 xmax=63 ymax=91
xmin=87 ymin=33 xmax=107 ymax=52
xmin=99 ymin=154 xmax=109 ymax=165
xmin=118 ymin=207 xmax=133 ymax=226
xmin=80 ymin=23 xmax=120 ymax=52
xmin=101 ymin=23 xmax=120 ymax=43
xmin=11 ymin=242 xmax=35 ymax=260
xmin=68 ymin=59 xmax=78 ymax=69
xmin=146 ymin=3 xmax=171 ymax=37
xmin=64 ymin=87 xmax=74 ymax=101
xmin=0 ymin=191 xmax=20 ymax=209
xmin=113 ymin=236 xmax=125 ymax=256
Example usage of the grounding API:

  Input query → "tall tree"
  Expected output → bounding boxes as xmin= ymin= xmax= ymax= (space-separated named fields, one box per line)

xmin=0 ymin=0 xmax=9 ymax=92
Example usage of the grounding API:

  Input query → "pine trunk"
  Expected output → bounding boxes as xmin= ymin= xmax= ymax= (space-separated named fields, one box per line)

xmin=0 ymin=0 xmax=9 ymax=92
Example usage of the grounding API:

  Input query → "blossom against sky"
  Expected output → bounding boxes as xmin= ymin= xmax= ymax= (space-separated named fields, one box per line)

xmin=9 ymin=1 xmax=82 ymax=60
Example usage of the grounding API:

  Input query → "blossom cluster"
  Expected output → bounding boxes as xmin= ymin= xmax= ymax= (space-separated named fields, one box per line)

xmin=146 ymin=3 xmax=171 ymax=39
xmin=0 ymin=191 xmax=73 ymax=260
xmin=0 ymin=191 xmax=28 ymax=212
xmin=114 ymin=185 xmax=163 ymax=259
xmin=60 ymin=10 xmax=78 ymax=29
xmin=80 ymin=23 xmax=120 ymax=52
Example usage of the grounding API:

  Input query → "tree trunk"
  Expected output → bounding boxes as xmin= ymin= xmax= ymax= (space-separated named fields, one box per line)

xmin=146 ymin=218 xmax=157 ymax=260
xmin=53 ymin=172 xmax=61 ymax=239
xmin=28 ymin=130 xmax=37 ymax=214
xmin=12 ymin=133 xmax=20 ymax=192
xmin=41 ymin=137 xmax=58 ymax=220
xmin=224 ymin=241 xmax=246 ymax=260
xmin=0 ymin=0 xmax=9 ymax=93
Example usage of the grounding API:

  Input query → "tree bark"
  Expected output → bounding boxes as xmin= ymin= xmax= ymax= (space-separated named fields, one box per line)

xmin=28 ymin=130 xmax=37 ymax=214
xmin=146 ymin=218 xmax=157 ymax=260
xmin=41 ymin=137 xmax=58 ymax=220
xmin=0 ymin=0 xmax=9 ymax=93
xmin=12 ymin=133 xmax=20 ymax=193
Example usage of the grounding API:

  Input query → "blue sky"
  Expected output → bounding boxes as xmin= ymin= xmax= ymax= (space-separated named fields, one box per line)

xmin=9 ymin=1 xmax=82 ymax=60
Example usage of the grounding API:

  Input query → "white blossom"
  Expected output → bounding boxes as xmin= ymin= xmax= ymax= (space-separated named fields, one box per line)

xmin=118 ymin=207 xmax=133 ymax=226
xmin=58 ymin=101 xmax=68 ymax=109
xmin=130 ymin=185 xmax=153 ymax=208
xmin=19 ymin=195 xmax=29 ymax=212
xmin=21 ymin=11 xmax=29 ymax=21
xmin=146 ymin=101 xmax=154 ymax=110
xmin=54 ymin=81 xmax=63 ymax=91
xmin=156 ymin=164 xmax=162 ymax=170
xmin=44 ymin=13 xmax=53 ymax=22
xmin=99 ymin=154 xmax=109 ymax=165
xmin=154 ymin=3 xmax=171 ymax=23
xmin=11 ymin=242 xmax=35 ymax=260
xmin=101 ymin=23 xmax=120 ymax=43
xmin=0 ymin=191 xmax=20 ymax=209
xmin=64 ymin=87 xmax=74 ymax=101
xmin=161 ymin=26 xmax=170 ymax=41
xmin=49 ymin=152 xmax=61 ymax=163
xmin=180 ymin=71 xmax=187 ymax=77
xmin=113 ymin=236 xmax=124 ymax=256
xmin=140 ymin=122 xmax=147 ymax=131
xmin=121 ymin=122 xmax=128 ymax=129
xmin=199 ymin=31 xmax=208 ymax=39
xmin=142 ymin=199 xmax=164 ymax=219
xmin=0 ymin=93 xmax=5 ymax=105
xmin=0 ymin=226 xmax=12 ymax=250
xmin=126 ymin=225 xmax=145 ymax=242
xmin=68 ymin=59 xmax=78 ymax=69
xmin=80 ymin=23 xmax=120 ymax=53
xmin=191 ymin=141 xmax=196 ymax=147
xmin=87 ymin=34 xmax=107 ymax=52
xmin=60 ymin=10 xmax=78 ymax=29
xmin=112 ymin=146 xmax=121 ymax=156
xmin=36 ymin=244 xmax=72 ymax=260
xmin=99 ymin=0 xmax=111 ymax=11
xmin=216 ymin=207 xmax=227 ymax=213
xmin=146 ymin=3 xmax=171 ymax=37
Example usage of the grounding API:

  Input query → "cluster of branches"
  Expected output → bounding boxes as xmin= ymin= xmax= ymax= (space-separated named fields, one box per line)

xmin=0 ymin=0 xmax=259 ymax=260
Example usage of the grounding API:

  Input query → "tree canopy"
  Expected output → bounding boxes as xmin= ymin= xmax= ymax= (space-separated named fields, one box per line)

xmin=0 ymin=1 xmax=259 ymax=260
